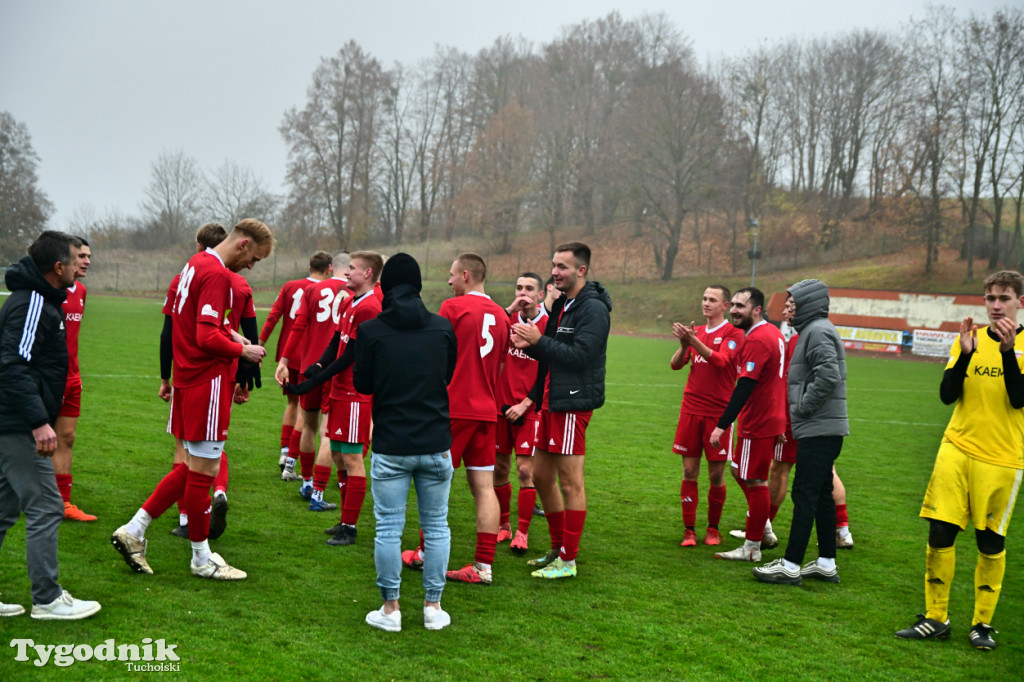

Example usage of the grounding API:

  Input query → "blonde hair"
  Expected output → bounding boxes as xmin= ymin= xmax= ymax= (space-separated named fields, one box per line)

xmin=232 ymin=218 xmax=274 ymax=257
xmin=351 ymin=251 xmax=385 ymax=283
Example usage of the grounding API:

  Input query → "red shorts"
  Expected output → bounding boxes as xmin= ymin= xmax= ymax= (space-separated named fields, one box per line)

xmin=170 ymin=377 xmax=233 ymax=442
xmin=450 ymin=418 xmax=496 ymax=470
xmin=535 ymin=410 xmax=592 ymax=456
xmin=283 ymin=367 xmax=300 ymax=397
xmin=59 ymin=379 xmax=82 ymax=418
xmin=673 ymin=413 xmax=730 ymax=461
xmin=496 ymin=416 xmax=539 ymax=457
xmin=298 ymin=373 xmax=330 ymax=414
xmin=327 ymin=398 xmax=372 ymax=445
xmin=732 ymin=435 xmax=778 ymax=481
xmin=775 ymin=428 xmax=797 ymax=464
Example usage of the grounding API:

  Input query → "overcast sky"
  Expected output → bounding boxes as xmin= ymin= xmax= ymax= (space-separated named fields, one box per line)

xmin=0 ymin=0 xmax=1009 ymax=227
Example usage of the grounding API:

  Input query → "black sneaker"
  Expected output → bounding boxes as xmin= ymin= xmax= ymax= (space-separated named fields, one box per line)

xmin=209 ymin=496 xmax=228 ymax=540
xmin=324 ymin=522 xmax=344 ymax=536
xmin=170 ymin=524 xmax=189 ymax=538
xmin=533 ymin=503 xmax=546 ymax=517
xmin=327 ymin=524 xmax=357 ymax=546
xmin=895 ymin=614 xmax=951 ymax=640
xmin=969 ymin=623 xmax=997 ymax=651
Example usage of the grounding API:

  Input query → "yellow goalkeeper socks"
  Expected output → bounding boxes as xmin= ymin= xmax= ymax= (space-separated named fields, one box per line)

xmin=924 ymin=544 xmax=955 ymax=622
xmin=973 ymin=550 xmax=1005 ymax=626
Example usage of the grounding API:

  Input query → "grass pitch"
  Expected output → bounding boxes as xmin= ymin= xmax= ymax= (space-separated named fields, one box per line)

xmin=0 ymin=294 xmax=1020 ymax=680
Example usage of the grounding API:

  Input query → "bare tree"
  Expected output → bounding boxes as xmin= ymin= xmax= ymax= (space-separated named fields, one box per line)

xmin=139 ymin=149 xmax=204 ymax=247
xmin=280 ymin=41 xmax=391 ymax=249
xmin=620 ymin=55 xmax=725 ymax=280
xmin=204 ymin=160 xmax=278 ymax=227
xmin=0 ymin=112 xmax=54 ymax=261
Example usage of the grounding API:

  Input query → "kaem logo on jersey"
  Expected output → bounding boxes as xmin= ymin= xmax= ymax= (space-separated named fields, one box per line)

xmin=728 ymin=340 xmax=737 ymax=350
xmin=201 ymin=304 xmax=219 ymax=318
xmin=746 ymin=361 xmax=755 ymax=372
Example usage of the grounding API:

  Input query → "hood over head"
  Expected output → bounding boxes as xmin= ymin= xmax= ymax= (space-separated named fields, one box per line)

xmin=788 ymin=279 xmax=830 ymax=332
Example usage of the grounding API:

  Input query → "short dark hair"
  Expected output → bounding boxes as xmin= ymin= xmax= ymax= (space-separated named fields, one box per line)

xmin=984 ymin=270 xmax=1024 ymax=298
xmin=519 ymin=271 xmax=543 ymax=291
xmin=196 ymin=223 xmax=227 ymax=249
xmin=309 ymin=250 xmax=333 ymax=274
xmin=29 ymin=231 xmax=74 ymax=274
xmin=74 ymin=236 xmax=90 ymax=248
xmin=555 ymin=241 xmax=591 ymax=270
xmin=734 ymin=286 xmax=765 ymax=311
xmin=455 ymin=252 xmax=487 ymax=282
xmin=707 ymin=284 xmax=731 ymax=302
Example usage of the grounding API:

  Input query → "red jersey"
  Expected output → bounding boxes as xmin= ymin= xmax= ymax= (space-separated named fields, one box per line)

xmin=284 ymin=277 xmax=349 ymax=370
xmin=440 ymin=292 xmax=511 ymax=422
xmin=330 ymin=290 xmax=383 ymax=402
xmin=63 ymin=282 xmax=87 ymax=381
xmin=735 ymin=320 xmax=787 ymax=439
xmin=162 ymin=275 xmax=179 ymax=316
xmin=495 ymin=309 xmax=548 ymax=409
xmin=225 ymin=272 xmax=256 ymax=333
xmin=170 ymin=249 xmax=240 ymax=388
xmin=678 ymin=320 xmax=744 ymax=417
xmin=261 ymin=277 xmax=316 ymax=362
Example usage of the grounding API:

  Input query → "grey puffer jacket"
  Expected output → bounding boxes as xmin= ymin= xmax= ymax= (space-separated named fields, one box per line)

xmin=787 ymin=279 xmax=849 ymax=439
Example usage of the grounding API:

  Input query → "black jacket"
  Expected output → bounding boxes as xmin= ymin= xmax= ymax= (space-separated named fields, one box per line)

xmin=0 ymin=256 xmax=69 ymax=433
xmin=353 ymin=284 xmax=457 ymax=455
xmin=527 ymin=280 xmax=612 ymax=412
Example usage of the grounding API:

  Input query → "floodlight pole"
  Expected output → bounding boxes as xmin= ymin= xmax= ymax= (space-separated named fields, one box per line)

xmin=749 ymin=218 xmax=760 ymax=287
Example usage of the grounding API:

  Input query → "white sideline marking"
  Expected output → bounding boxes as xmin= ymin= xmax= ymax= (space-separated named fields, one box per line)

xmin=82 ymin=374 xmax=160 ymax=379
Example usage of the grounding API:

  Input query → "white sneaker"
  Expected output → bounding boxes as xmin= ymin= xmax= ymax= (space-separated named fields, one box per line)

xmin=761 ymin=528 xmax=780 ymax=549
xmin=110 ymin=525 xmax=153 ymax=574
xmin=366 ymin=605 xmax=401 ymax=632
xmin=190 ymin=552 xmax=247 ymax=580
xmin=424 ymin=605 xmax=451 ymax=630
xmin=836 ymin=528 xmax=854 ymax=549
xmin=30 ymin=590 xmax=101 ymax=620
xmin=728 ymin=529 xmax=746 ymax=540
xmin=281 ymin=468 xmax=302 ymax=482
xmin=715 ymin=545 xmax=761 ymax=562
xmin=0 ymin=594 xmax=25 ymax=617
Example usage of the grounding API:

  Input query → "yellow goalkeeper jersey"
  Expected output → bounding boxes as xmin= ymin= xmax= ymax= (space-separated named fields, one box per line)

xmin=943 ymin=326 xmax=1024 ymax=469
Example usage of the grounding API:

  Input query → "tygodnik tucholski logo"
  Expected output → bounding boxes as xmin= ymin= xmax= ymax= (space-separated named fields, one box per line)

xmin=10 ymin=638 xmax=180 ymax=670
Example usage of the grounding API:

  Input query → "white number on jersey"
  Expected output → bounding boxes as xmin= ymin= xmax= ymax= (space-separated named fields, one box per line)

xmin=288 ymin=288 xmax=304 ymax=320
xmin=315 ymin=288 xmax=335 ymax=323
xmin=175 ymin=264 xmax=196 ymax=315
xmin=331 ymin=289 xmax=350 ymax=325
xmin=778 ymin=338 xmax=786 ymax=378
xmin=480 ymin=313 xmax=496 ymax=358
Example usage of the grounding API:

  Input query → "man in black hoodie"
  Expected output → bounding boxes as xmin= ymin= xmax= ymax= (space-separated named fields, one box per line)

xmin=512 ymin=242 xmax=612 ymax=580
xmin=354 ymin=253 xmax=457 ymax=633
xmin=0 ymin=231 xmax=100 ymax=620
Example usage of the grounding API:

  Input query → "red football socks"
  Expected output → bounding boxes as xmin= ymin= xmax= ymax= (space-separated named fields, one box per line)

xmin=707 ymin=484 xmax=727 ymax=527
xmin=560 ymin=509 xmax=587 ymax=561
xmin=185 ymin=470 xmax=215 ymax=542
xmin=280 ymin=424 xmax=294 ymax=450
xmin=475 ymin=532 xmax=497 ymax=566
xmin=142 ymin=462 xmax=188 ymax=519
xmin=213 ymin=453 xmax=229 ymax=494
xmin=744 ymin=485 xmax=770 ymax=543
xmin=494 ymin=482 xmax=512 ymax=526
xmin=546 ymin=510 xmax=565 ymax=551
xmin=338 ymin=469 xmax=348 ymax=506
xmin=298 ymin=449 xmax=314 ymax=479
xmin=681 ymin=479 xmax=698 ymax=529
xmin=517 ymin=486 xmax=537 ymax=534
xmin=55 ymin=474 xmax=72 ymax=504
xmin=769 ymin=503 xmax=779 ymax=522
xmin=836 ymin=503 xmax=849 ymax=527
xmin=340 ymin=475 xmax=366 ymax=526
xmin=313 ymin=464 xmax=331 ymax=493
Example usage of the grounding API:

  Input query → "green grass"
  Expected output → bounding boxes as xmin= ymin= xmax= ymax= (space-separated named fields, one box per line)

xmin=0 ymin=295 xmax=1020 ymax=679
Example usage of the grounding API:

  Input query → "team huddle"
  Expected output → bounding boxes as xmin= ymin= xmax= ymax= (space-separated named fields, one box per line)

xmin=0 ymin=225 xmax=1020 ymax=648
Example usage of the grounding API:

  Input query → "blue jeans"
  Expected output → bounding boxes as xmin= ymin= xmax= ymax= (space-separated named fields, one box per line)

xmin=370 ymin=451 xmax=453 ymax=603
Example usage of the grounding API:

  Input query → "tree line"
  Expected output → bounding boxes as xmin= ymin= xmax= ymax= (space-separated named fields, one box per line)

xmin=2 ymin=6 xmax=1022 ymax=281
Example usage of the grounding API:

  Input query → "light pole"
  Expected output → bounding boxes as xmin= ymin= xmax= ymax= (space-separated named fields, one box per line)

xmin=748 ymin=218 xmax=760 ymax=287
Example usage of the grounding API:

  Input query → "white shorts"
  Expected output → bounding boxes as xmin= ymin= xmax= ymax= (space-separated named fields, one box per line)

xmin=184 ymin=439 xmax=226 ymax=460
